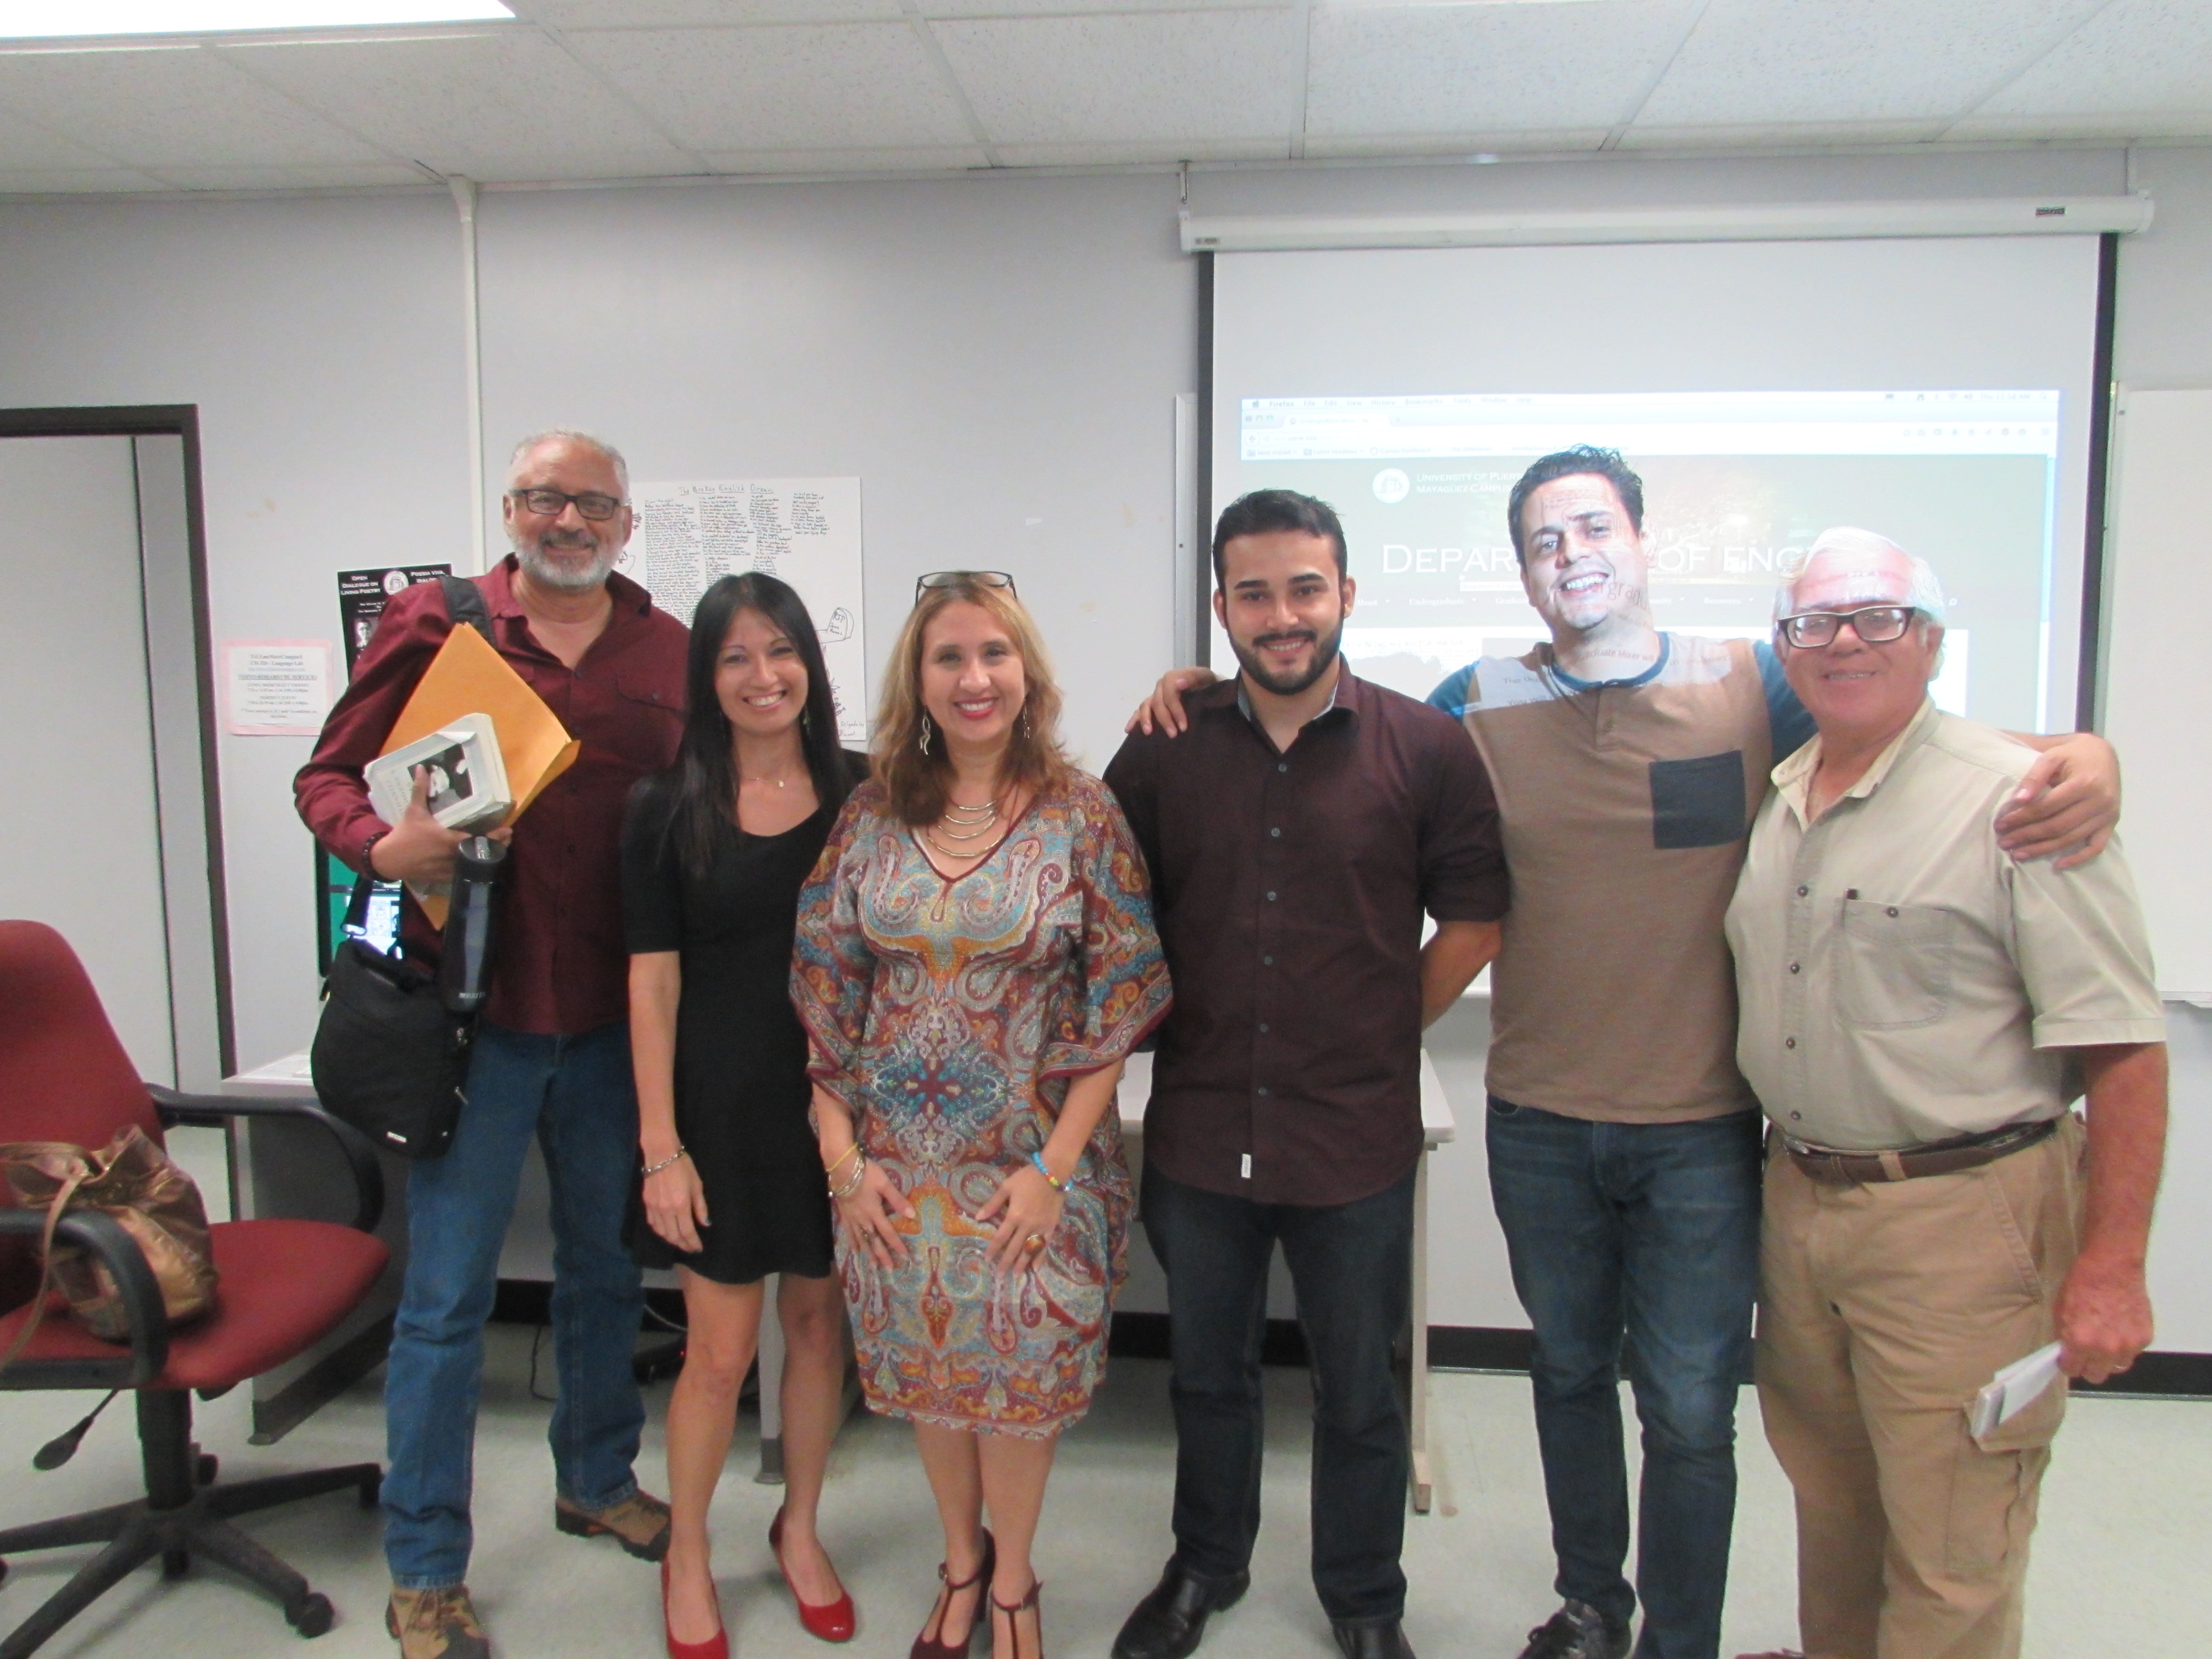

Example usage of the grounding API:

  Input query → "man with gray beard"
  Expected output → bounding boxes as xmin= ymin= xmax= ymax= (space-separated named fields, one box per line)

xmin=298 ymin=431 xmax=690 ymax=1658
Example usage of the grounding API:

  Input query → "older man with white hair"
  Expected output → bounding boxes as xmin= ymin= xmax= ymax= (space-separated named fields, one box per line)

xmin=299 ymin=431 xmax=690 ymax=1658
xmin=1724 ymin=529 xmax=2168 ymax=1659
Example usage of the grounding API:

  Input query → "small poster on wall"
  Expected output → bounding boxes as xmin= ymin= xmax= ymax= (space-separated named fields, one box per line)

xmin=337 ymin=564 xmax=453 ymax=674
xmin=621 ymin=477 xmax=867 ymax=744
xmin=223 ymin=640 xmax=333 ymax=735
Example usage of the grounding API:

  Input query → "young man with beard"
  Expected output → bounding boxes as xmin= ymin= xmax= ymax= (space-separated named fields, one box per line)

xmin=1103 ymin=489 xmax=1509 ymax=1659
xmin=1130 ymin=451 xmax=2119 ymax=1659
xmin=298 ymin=431 xmax=689 ymax=1659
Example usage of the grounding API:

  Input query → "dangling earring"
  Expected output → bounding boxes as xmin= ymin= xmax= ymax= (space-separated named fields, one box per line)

xmin=1021 ymin=706 xmax=1034 ymax=740
xmin=800 ymin=706 xmax=812 ymax=735
xmin=919 ymin=712 xmax=932 ymax=757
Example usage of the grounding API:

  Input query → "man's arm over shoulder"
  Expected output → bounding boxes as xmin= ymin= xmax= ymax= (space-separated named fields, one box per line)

xmin=294 ymin=579 xmax=455 ymax=873
xmin=1414 ymin=703 xmax=1509 ymax=925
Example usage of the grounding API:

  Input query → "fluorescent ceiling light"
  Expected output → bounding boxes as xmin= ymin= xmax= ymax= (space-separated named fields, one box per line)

xmin=0 ymin=1 xmax=513 ymax=38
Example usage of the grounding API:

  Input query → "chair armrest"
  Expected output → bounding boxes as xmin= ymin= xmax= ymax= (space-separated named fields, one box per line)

xmin=0 ymin=1207 xmax=170 ymax=1388
xmin=148 ymin=1084 xmax=385 ymax=1235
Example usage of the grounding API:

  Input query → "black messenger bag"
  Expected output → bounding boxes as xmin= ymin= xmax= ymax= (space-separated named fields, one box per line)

xmin=311 ymin=900 xmax=474 ymax=1159
xmin=308 ymin=576 xmax=496 ymax=1160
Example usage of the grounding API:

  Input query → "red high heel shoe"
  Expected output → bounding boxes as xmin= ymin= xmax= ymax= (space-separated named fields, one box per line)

xmin=990 ymin=1575 xmax=1045 ymax=1659
xmin=911 ymin=1530 xmax=995 ymax=1659
xmin=661 ymin=1558 xmax=729 ymax=1659
xmin=772 ymin=1506 xmax=858 ymax=1642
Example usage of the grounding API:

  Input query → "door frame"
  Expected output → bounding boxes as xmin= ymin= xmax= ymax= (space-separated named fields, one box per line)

xmin=0 ymin=405 xmax=234 ymax=1077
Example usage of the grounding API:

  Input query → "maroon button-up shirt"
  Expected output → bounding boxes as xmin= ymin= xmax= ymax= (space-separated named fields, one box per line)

xmin=1103 ymin=671 xmax=1510 ymax=1207
xmin=295 ymin=556 xmax=689 ymax=1036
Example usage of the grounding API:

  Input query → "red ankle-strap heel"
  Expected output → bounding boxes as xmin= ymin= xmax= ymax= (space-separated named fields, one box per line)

xmin=990 ymin=1577 xmax=1044 ymax=1659
xmin=910 ymin=1531 xmax=995 ymax=1659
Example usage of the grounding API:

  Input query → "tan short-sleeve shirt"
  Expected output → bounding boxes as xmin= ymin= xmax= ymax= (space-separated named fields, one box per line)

xmin=1724 ymin=700 xmax=2164 ymax=1151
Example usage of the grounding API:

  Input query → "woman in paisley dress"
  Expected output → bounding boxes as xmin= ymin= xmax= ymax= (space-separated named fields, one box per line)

xmin=792 ymin=572 xmax=1170 ymax=1659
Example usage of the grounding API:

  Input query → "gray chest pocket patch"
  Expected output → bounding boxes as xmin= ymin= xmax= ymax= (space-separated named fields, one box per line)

xmin=1649 ymin=752 xmax=1748 ymax=849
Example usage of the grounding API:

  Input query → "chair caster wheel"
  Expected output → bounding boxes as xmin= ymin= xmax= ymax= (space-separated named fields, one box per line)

xmin=163 ymin=1548 xmax=191 ymax=1579
xmin=287 ymin=1592 xmax=334 ymax=1638
xmin=197 ymin=1453 xmax=220 ymax=1485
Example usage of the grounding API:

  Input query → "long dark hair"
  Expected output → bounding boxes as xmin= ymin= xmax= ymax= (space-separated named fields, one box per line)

xmin=667 ymin=573 xmax=855 ymax=879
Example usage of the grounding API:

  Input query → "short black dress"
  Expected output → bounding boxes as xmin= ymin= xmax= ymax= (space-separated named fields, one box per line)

xmin=620 ymin=755 xmax=866 ymax=1285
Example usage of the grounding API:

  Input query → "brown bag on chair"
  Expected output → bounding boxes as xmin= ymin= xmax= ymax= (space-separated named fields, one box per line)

xmin=0 ymin=1126 xmax=219 ymax=1370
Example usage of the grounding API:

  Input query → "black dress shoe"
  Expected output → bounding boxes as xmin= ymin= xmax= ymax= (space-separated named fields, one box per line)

xmin=1330 ymin=1616 xmax=1415 ymax=1659
xmin=1111 ymin=1561 xmax=1251 ymax=1659
xmin=1515 ymin=1601 xmax=1631 ymax=1659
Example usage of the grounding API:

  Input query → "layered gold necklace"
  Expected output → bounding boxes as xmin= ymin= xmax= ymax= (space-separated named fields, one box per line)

xmin=921 ymin=796 xmax=999 ymax=862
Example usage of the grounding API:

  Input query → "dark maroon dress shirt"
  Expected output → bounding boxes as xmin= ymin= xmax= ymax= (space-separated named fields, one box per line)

xmin=295 ymin=556 xmax=688 ymax=1037
xmin=1103 ymin=671 xmax=1509 ymax=1208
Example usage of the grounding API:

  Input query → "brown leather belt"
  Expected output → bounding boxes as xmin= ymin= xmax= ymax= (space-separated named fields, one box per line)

xmin=1783 ymin=1117 xmax=2059 ymax=1185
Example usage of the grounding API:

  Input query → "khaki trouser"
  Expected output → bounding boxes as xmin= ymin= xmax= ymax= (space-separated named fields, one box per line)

xmin=1754 ymin=1115 xmax=2084 ymax=1659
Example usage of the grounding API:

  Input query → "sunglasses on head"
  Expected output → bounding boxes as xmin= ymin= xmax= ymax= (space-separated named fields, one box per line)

xmin=915 ymin=570 xmax=1016 ymax=603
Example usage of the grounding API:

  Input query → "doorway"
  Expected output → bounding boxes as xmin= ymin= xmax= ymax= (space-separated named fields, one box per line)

xmin=0 ymin=410 xmax=229 ymax=1088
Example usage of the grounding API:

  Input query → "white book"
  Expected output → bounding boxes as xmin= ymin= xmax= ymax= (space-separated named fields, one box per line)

xmin=1969 ymin=1341 xmax=2064 ymax=1442
xmin=365 ymin=712 xmax=512 ymax=836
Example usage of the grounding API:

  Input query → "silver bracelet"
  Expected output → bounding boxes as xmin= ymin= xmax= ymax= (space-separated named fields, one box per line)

xmin=641 ymin=1145 xmax=688 ymax=1177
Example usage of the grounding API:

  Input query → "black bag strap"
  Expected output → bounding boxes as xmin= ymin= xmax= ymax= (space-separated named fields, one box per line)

xmin=439 ymin=575 xmax=494 ymax=644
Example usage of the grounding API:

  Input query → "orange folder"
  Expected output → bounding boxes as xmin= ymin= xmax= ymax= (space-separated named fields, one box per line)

xmin=379 ymin=623 xmax=580 ymax=925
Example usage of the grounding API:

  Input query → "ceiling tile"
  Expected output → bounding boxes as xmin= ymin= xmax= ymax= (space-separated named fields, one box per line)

xmin=1305 ymin=0 xmax=1703 ymax=137
xmin=0 ymin=102 xmax=128 ymax=169
xmin=0 ymin=166 xmax=169 ymax=193
xmin=933 ymin=11 xmax=1296 ymax=144
xmin=0 ymin=44 xmax=390 ymax=168
xmin=139 ymin=163 xmax=439 ymax=189
xmin=218 ymin=30 xmax=692 ymax=177
xmin=1974 ymin=0 xmax=2212 ymax=121
xmin=564 ymin=24 xmax=977 ymax=149
xmin=514 ymin=0 xmax=899 ymax=21
xmin=702 ymin=143 xmax=992 ymax=170
xmin=1636 ymin=0 xmax=2109 ymax=127
xmin=1302 ymin=128 xmax=1609 ymax=158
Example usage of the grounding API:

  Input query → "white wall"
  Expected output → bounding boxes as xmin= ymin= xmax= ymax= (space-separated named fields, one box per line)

xmin=1 ymin=142 xmax=2205 ymax=1341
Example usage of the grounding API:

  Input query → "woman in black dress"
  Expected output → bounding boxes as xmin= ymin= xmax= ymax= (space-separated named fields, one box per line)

xmin=624 ymin=573 xmax=865 ymax=1659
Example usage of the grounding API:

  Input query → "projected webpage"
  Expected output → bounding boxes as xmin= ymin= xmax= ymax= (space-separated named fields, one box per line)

xmin=1213 ymin=389 xmax=2063 ymax=732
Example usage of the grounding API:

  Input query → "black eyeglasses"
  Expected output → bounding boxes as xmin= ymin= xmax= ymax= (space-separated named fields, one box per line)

xmin=1778 ymin=604 xmax=1922 ymax=649
xmin=915 ymin=570 xmax=1016 ymax=602
xmin=509 ymin=488 xmax=624 ymax=522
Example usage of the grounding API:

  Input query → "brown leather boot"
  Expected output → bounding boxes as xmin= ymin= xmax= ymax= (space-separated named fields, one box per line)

xmin=387 ymin=1585 xmax=491 ymax=1658
xmin=554 ymin=1489 xmax=673 ymax=1561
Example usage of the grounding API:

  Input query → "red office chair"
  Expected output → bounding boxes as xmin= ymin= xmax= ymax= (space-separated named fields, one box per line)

xmin=0 ymin=921 xmax=390 ymax=1657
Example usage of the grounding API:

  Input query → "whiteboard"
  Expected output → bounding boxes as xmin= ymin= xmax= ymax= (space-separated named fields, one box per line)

xmin=2101 ymin=389 xmax=2212 ymax=1003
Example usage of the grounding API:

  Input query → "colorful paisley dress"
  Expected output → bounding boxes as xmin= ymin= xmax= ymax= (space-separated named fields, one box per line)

xmin=791 ymin=771 xmax=1171 ymax=1437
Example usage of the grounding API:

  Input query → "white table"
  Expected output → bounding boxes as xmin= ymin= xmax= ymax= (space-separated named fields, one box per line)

xmin=1116 ymin=1049 xmax=1456 ymax=1514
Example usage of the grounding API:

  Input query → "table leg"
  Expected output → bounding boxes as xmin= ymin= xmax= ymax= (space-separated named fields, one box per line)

xmin=1410 ymin=1149 xmax=1432 ymax=1514
xmin=757 ymin=1274 xmax=786 ymax=1484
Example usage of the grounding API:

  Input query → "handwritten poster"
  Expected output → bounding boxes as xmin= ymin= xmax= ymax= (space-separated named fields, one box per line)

xmin=621 ymin=478 xmax=867 ymax=743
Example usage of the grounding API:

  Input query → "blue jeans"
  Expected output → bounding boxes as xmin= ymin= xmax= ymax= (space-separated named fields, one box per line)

xmin=1485 ymin=1099 xmax=1762 ymax=1659
xmin=382 ymin=1020 xmax=647 ymax=1590
xmin=1142 ymin=1163 xmax=1415 ymax=1623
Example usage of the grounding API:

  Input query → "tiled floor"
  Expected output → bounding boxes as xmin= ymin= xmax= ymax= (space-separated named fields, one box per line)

xmin=1 ymin=1333 xmax=2205 ymax=1658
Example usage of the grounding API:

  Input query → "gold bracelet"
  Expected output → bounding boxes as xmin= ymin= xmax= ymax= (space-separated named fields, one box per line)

xmin=823 ymin=1141 xmax=860 ymax=1180
xmin=641 ymin=1145 xmax=688 ymax=1177
xmin=828 ymin=1151 xmax=868 ymax=1201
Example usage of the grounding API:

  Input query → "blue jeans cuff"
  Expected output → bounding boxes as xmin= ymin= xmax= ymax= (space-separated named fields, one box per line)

xmin=390 ymin=1574 xmax=467 ymax=1592
xmin=559 ymin=1474 xmax=639 ymax=1512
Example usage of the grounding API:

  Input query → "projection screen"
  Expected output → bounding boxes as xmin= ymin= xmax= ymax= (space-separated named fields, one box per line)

xmin=1208 ymin=236 xmax=2106 ymax=734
